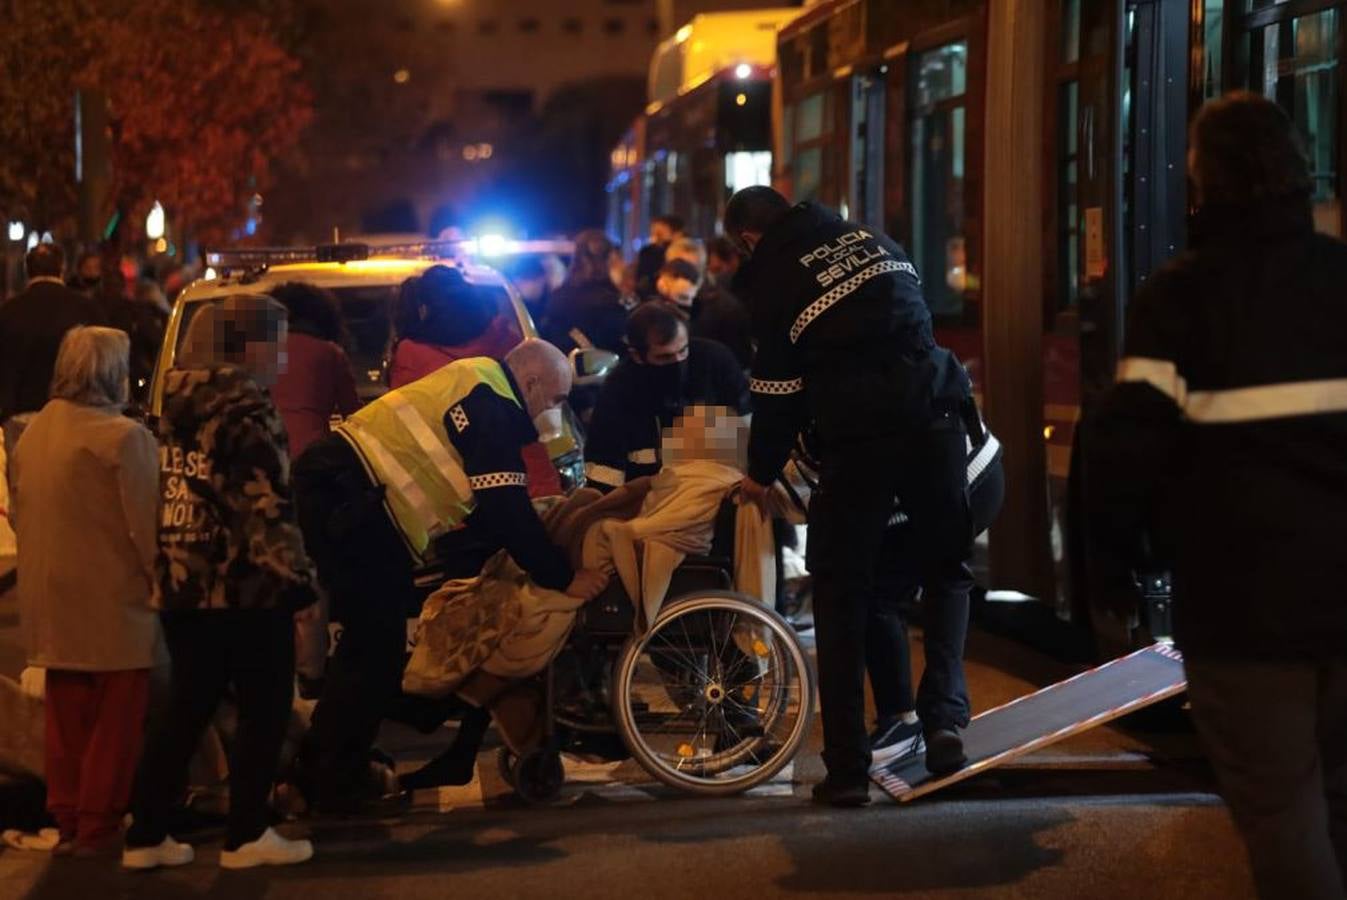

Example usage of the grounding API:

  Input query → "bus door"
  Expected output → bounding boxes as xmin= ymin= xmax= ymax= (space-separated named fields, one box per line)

xmin=1059 ymin=0 xmax=1188 ymax=651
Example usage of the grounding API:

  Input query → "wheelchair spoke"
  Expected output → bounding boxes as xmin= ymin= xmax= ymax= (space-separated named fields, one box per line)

xmin=715 ymin=706 xmax=743 ymax=750
xmin=711 ymin=610 xmax=736 ymax=666
xmin=648 ymin=631 xmax=707 ymax=681
xmin=677 ymin=615 xmax=705 ymax=667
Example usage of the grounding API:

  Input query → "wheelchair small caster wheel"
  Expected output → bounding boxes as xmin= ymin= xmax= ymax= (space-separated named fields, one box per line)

xmin=513 ymin=749 xmax=564 ymax=804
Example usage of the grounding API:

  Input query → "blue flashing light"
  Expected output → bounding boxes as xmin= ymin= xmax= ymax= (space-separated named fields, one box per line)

xmin=477 ymin=233 xmax=509 ymax=257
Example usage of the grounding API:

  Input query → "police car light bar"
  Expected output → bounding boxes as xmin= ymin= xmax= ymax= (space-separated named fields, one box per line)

xmin=203 ymin=243 xmax=371 ymax=271
xmin=203 ymin=238 xmax=576 ymax=273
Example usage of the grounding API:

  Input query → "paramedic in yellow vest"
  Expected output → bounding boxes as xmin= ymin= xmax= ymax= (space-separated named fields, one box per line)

xmin=292 ymin=338 xmax=608 ymax=813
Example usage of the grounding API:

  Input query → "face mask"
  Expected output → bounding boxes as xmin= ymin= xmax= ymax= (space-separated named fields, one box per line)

xmin=643 ymin=360 xmax=688 ymax=408
xmin=533 ymin=407 xmax=564 ymax=443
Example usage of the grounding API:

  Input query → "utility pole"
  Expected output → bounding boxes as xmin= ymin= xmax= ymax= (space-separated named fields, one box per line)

xmin=76 ymin=89 xmax=112 ymax=246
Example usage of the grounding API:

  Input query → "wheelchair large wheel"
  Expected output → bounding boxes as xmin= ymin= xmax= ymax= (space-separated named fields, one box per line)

xmin=613 ymin=591 xmax=814 ymax=796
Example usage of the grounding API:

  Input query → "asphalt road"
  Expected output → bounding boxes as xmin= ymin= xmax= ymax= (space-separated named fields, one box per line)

xmin=0 ymin=572 xmax=1257 ymax=899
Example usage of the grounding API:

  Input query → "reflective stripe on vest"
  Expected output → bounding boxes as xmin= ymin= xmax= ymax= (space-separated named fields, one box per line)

xmin=1118 ymin=356 xmax=1347 ymax=424
xmin=337 ymin=358 xmax=519 ymax=557
xmin=384 ymin=391 xmax=474 ymax=500
xmin=340 ymin=416 xmax=440 ymax=534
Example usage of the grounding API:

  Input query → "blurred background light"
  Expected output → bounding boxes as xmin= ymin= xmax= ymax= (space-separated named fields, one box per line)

xmin=145 ymin=201 xmax=165 ymax=240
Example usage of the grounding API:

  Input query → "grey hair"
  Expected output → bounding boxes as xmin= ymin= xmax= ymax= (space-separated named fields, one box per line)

xmin=50 ymin=326 xmax=131 ymax=408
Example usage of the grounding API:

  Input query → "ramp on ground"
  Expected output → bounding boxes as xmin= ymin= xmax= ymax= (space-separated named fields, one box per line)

xmin=872 ymin=643 xmax=1186 ymax=802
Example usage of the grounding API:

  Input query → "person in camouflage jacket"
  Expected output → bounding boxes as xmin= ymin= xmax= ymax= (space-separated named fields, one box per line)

xmin=154 ymin=364 xmax=318 ymax=612
xmin=125 ymin=296 xmax=318 ymax=870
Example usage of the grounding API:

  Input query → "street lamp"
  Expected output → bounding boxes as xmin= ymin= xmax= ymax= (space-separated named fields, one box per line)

xmin=146 ymin=201 xmax=165 ymax=240
xmin=6 ymin=221 xmax=23 ymax=242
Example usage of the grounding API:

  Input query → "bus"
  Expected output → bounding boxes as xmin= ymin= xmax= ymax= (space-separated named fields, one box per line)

xmin=614 ymin=3 xmax=1347 ymax=657
xmin=775 ymin=0 xmax=1343 ymax=654
xmin=605 ymin=8 xmax=803 ymax=256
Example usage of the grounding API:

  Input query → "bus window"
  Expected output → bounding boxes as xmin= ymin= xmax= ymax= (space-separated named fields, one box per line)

xmin=910 ymin=41 xmax=969 ymax=318
xmin=1247 ymin=7 xmax=1342 ymax=236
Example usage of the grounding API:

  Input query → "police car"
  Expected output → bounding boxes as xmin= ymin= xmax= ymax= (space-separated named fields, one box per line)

xmin=148 ymin=239 xmax=613 ymax=491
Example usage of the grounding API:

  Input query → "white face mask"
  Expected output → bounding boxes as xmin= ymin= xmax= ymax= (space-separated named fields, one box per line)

xmin=533 ymin=407 xmax=564 ymax=443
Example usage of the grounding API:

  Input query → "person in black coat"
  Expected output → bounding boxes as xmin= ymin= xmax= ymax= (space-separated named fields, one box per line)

xmin=0 ymin=243 xmax=107 ymax=480
xmin=725 ymin=187 xmax=978 ymax=806
xmin=1086 ymin=92 xmax=1347 ymax=900
xmin=584 ymin=303 xmax=750 ymax=491
xmin=541 ymin=230 xmax=632 ymax=356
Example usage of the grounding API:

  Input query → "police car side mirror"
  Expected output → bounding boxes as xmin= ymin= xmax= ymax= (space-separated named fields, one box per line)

xmin=570 ymin=348 xmax=618 ymax=386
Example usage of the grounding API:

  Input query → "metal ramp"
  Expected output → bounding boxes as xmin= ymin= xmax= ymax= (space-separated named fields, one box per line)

xmin=872 ymin=643 xmax=1187 ymax=802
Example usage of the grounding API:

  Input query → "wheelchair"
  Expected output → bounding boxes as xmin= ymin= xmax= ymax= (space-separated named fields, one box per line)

xmin=488 ymin=500 xmax=815 ymax=803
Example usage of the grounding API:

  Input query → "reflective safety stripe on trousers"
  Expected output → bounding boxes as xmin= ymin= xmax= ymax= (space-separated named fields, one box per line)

xmin=1117 ymin=357 xmax=1347 ymax=423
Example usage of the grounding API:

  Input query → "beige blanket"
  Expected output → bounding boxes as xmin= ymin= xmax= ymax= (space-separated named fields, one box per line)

xmin=584 ymin=461 xmax=775 ymax=629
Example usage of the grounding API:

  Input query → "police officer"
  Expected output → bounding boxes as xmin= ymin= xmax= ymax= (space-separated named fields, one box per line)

xmin=293 ymin=339 xmax=608 ymax=812
xmin=584 ymin=302 xmax=750 ymax=491
xmin=726 ymin=186 xmax=977 ymax=806
xmin=784 ymin=420 xmax=1003 ymax=767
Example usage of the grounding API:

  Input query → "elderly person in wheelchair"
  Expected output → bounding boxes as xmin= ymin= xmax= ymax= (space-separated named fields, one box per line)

xmin=402 ymin=404 xmax=814 ymax=802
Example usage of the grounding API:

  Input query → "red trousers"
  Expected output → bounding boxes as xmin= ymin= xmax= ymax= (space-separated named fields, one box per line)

xmin=44 ymin=668 xmax=150 ymax=848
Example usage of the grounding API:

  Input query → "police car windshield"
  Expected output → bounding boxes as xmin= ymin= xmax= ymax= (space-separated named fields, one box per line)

xmin=172 ymin=281 xmax=526 ymax=401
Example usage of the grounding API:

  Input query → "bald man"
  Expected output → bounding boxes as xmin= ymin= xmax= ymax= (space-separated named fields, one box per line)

xmin=294 ymin=339 xmax=607 ymax=813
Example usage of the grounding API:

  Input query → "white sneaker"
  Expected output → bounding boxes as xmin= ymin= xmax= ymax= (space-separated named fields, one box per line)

xmin=219 ymin=828 xmax=313 ymax=869
xmin=122 ymin=837 xmax=195 ymax=870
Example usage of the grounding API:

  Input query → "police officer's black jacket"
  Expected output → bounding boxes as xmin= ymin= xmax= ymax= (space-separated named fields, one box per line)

xmin=584 ymin=337 xmax=751 ymax=490
xmin=1086 ymin=192 xmax=1347 ymax=662
xmin=733 ymin=202 xmax=971 ymax=485
xmin=444 ymin=368 xmax=574 ymax=591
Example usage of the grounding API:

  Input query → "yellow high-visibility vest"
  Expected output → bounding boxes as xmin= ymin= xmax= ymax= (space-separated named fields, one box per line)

xmin=336 ymin=357 xmax=519 ymax=558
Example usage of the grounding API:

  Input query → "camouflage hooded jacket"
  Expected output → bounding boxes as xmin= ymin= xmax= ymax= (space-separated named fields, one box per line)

xmin=156 ymin=366 xmax=318 ymax=612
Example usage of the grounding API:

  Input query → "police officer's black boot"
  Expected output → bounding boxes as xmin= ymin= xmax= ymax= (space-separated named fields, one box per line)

xmin=810 ymin=776 xmax=872 ymax=807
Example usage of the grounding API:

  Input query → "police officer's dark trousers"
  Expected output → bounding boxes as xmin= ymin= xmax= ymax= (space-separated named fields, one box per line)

xmin=293 ymin=436 xmax=421 ymax=806
xmin=808 ymin=411 xmax=972 ymax=782
xmin=867 ymin=459 xmax=1004 ymax=723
